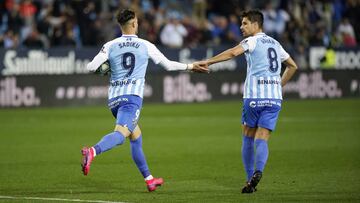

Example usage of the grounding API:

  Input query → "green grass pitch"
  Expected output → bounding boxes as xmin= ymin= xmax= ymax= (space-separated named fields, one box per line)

xmin=0 ymin=99 xmax=359 ymax=202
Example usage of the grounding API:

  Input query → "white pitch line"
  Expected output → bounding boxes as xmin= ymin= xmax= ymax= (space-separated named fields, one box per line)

xmin=0 ymin=195 xmax=127 ymax=203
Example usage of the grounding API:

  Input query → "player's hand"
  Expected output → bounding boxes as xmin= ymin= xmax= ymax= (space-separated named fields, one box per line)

xmin=188 ymin=61 xmax=209 ymax=73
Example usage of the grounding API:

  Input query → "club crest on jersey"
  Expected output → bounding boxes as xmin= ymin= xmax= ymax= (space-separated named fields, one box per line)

xmin=100 ymin=46 xmax=106 ymax=53
xmin=240 ymin=39 xmax=248 ymax=45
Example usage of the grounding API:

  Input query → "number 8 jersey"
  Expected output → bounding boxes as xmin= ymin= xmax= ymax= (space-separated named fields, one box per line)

xmin=90 ymin=34 xmax=184 ymax=100
xmin=240 ymin=33 xmax=290 ymax=100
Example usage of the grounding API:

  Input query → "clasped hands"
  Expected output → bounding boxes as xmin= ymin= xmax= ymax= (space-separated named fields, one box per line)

xmin=187 ymin=61 xmax=210 ymax=73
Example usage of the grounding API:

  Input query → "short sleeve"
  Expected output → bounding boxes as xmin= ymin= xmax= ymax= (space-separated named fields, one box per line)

xmin=240 ymin=36 xmax=257 ymax=52
xmin=279 ymin=45 xmax=290 ymax=62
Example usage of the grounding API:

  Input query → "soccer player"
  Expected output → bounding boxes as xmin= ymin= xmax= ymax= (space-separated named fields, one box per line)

xmin=81 ymin=9 xmax=208 ymax=192
xmin=196 ymin=10 xmax=297 ymax=193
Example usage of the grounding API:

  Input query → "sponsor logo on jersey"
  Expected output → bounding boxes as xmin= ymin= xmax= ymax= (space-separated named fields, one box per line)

xmin=110 ymin=80 xmax=137 ymax=86
xmin=249 ymin=101 xmax=256 ymax=108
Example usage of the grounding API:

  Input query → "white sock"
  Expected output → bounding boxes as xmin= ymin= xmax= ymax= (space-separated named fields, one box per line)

xmin=91 ymin=147 xmax=96 ymax=157
xmin=145 ymin=175 xmax=153 ymax=181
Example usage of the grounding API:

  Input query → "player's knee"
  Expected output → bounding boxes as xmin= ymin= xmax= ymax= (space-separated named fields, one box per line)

xmin=255 ymin=127 xmax=271 ymax=140
xmin=243 ymin=125 xmax=256 ymax=137
xmin=129 ymin=125 xmax=142 ymax=141
xmin=114 ymin=125 xmax=131 ymax=137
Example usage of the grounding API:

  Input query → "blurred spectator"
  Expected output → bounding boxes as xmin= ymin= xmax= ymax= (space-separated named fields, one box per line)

xmin=210 ymin=15 xmax=228 ymax=45
xmin=225 ymin=14 xmax=241 ymax=44
xmin=2 ymin=29 xmax=19 ymax=49
xmin=206 ymin=0 xmax=242 ymax=17
xmin=262 ymin=1 xmax=289 ymax=40
xmin=192 ymin=0 xmax=206 ymax=25
xmin=0 ymin=0 xmax=358 ymax=55
xmin=197 ymin=19 xmax=213 ymax=45
xmin=309 ymin=27 xmax=330 ymax=47
xmin=262 ymin=2 xmax=277 ymax=38
xmin=138 ymin=18 xmax=157 ymax=43
xmin=19 ymin=0 xmax=37 ymax=26
xmin=182 ymin=15 xmax=201 ymax=47
xmin=23 ymin=24 xmax=48 ymax=48
xmin=60 ymin=22 xmax=77 ymax=47
xmin=341 ymin=32 xmax=357 ymax=47
xmin=332 ymin=0 xmax=345 ymax=26
xmin=293 ymin=44 xmax=308 ymax=69
xmin=160 ymin=11 xmax=188 ymax=48
xmin=320 ymin=45 xmax=336 ymax=69
xmin=96 ymin=12 xmax=117 ymax=44
xmin=5 ymin=2 xmax=23 ymax=34
xmin=337 ymin=18 xmax=355 ymax=37
xmin=79 ymin=1 xmax=99 ymax=46
xmin=336 ymin=18 xmax=357 ymax=47
xmin=344 ymin=0 xmax=360 ymax=42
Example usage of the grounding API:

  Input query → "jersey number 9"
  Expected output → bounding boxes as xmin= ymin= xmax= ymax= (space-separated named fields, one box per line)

xmin=122 ymin=52 xmax=135 ymax=77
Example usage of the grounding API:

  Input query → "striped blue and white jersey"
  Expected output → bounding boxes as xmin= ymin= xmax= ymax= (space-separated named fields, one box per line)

xmin=87 ymin=34 xmax=187 ymax=100
xmin=240 ymin=33 xmax=289 ymax=100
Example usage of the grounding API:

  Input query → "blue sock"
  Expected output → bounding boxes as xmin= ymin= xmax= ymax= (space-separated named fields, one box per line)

xmin=130 ymin=135 xmax=151 ymax=178
xmin=255 ymin=139 xmax=269 ymax=172
xmin=93 ymin=131 xmax=125 ymax=155
xmin=242 ymin=135 xmax=255 ymax=181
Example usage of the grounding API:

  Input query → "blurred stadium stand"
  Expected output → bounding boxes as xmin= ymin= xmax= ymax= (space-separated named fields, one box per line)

xmin=0 ymin=0 xmax=359 ymax=70
xmin=0 ymin=0 xmax=359 ymax=108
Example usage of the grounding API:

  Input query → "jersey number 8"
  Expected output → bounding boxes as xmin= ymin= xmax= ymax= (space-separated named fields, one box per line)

xmin=267 ymin=48 xmax=279 ymax=73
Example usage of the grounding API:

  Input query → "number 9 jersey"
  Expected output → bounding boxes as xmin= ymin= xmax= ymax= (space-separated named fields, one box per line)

xmin=240 ymin=33 xmax=290 ymax=100
xmin=89 ymin=34 xmax=179 ymax=100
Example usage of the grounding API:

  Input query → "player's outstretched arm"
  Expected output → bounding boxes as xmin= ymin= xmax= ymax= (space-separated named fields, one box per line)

xmin=281 ymin=57 xmax=298 ymax=87
xmin=158 ymin=60 xmax=208 ymax=73
xmin=192 ymin=45 xmax=244 ymax=73
xmin=146 ymin=40 xmax=208 ymax=73
xmin=205 ymin=44 xmax=245 ymax=66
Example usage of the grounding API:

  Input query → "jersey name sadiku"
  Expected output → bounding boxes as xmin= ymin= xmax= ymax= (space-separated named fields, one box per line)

xmin=97 ymin=35 xmax=166 ymax=100
xmin=240 ymin=33 xmax=289 ymax=100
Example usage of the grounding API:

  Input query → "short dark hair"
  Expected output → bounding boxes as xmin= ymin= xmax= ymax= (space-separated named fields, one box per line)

xmin=116 ymin=9 xmax=136 ymax=25
xmin=241 ymin=10 xmax=263 ymax=28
